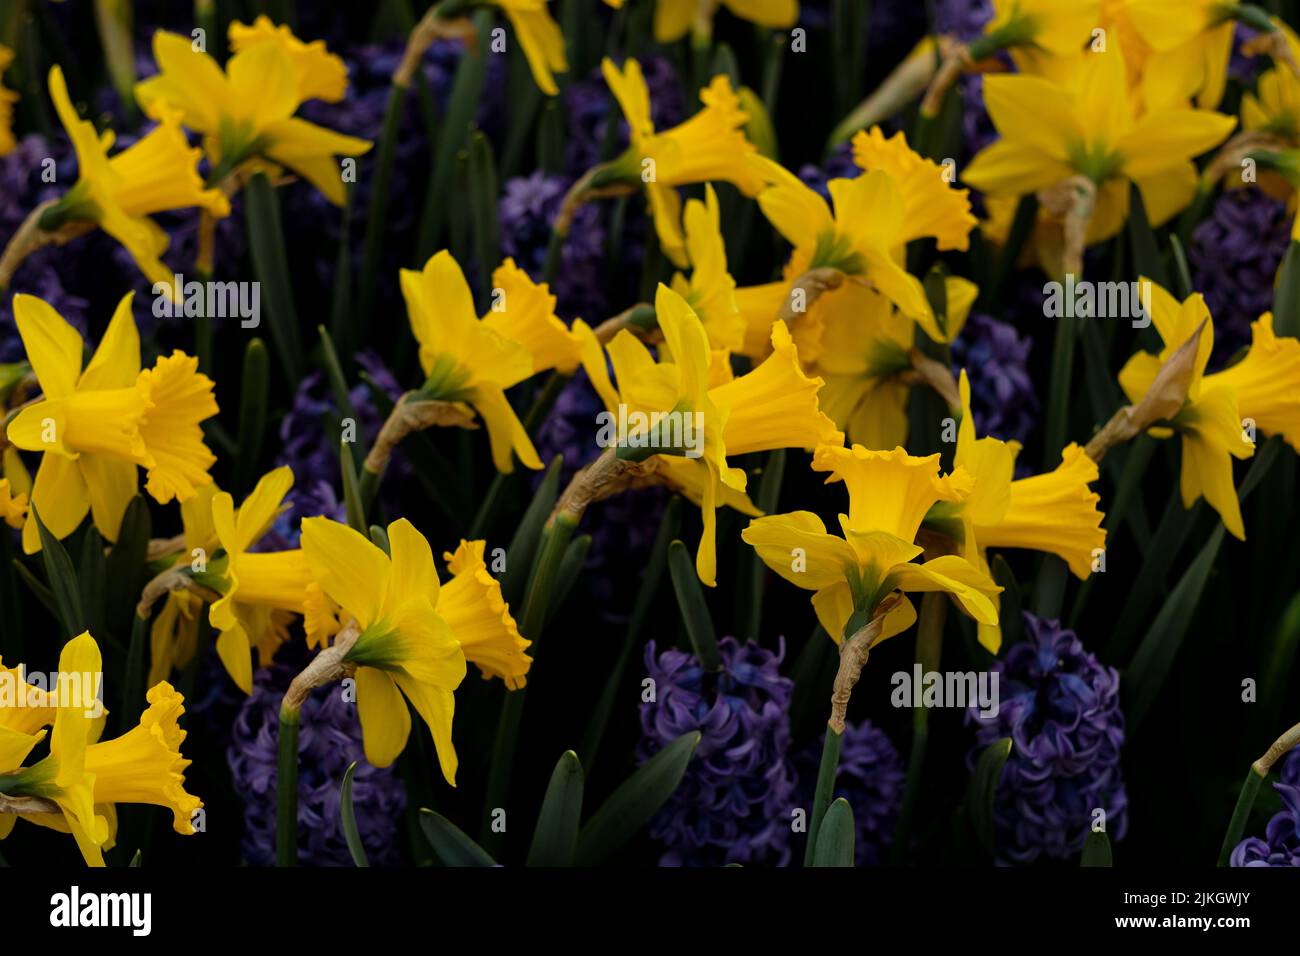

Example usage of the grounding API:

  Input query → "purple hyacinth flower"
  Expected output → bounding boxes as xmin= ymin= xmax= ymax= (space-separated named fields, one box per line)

xmin=563 ymin=56 xmax=685 ymax=178
xmin=795 ymin=720 xmax=906 ymax=866
xmin=1189 ymin=187 xmax=1292 ymax=358
xmin=797 ymin=143 xmax=858 ymax=202
xmin=967 ymin=613 xmax=1129 ymax=865
xmin=532 ymin=370 xmax=665 ymax=612
xmin=228 ymin=660 xmax=407 ymax=866
xmin=1231 ymin=782 xmax=1300 ymax=867
xmin=951 ymin=312 xmax=1038 ymax=446
xmin=499 ymin=171 xmax=607 ymax=320
xmin=638 ymin=637 xmax=798 ymax=866
xmin=267 ymin=349 xmax=404 ymax=546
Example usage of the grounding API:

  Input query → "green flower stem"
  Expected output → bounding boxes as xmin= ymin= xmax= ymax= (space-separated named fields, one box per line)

xmin=889 ymin=590 xmax=946 ymax=864
xmin=1217 ymin=767 xmax=1265 ymax=866
xmin=276 ymin=707 xmax=300 ymax=867
xmin=1218 ymin=719 xmax=1300 ymax=865
xmin=578 ymin=497 xmax=682 ymax=776
xmin=481 ymin=513 xmax=579 ymax=850
xmin=1041 ymin=309 xmax=1078 ymax=470
xmin=804 ymin=726 xmax=842 ymax=866
xmin=468 ymin=372 xmax=570 ymax=539
xmin=274 ymin=622 xmax=362 ymax=868
xmin=739 ymin=449 xmax=786 ymax=639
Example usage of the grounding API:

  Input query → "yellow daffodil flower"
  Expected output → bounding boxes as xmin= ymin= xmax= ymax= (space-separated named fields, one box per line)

xmin=0 ymin=477 xmax=27 ymax=529
xmin=1117 ymin=279 xmax=1255 ymax=538
xmin=440 ymin=539 xmax=532 ymax=689
xmin=851 ymin=126 xmax=978 ymax=256
xmin=1124 ymin=0 xmax=1239 ymax=109
xmin=301 ymin=518 xmax=468 ymax=783
xmin=747 ymin=155 xmax=935 ymax=322
xmin=1241 ymin=24 xmax=1300 ymax=140
xmin=968 ymin=0 xmax=1100 ymax=77
xmin=491 ymin=1 xmax=568 ymax=96
xmin=135 ymin=31 xmax=371 ymax=205
xmin=0 ymin=659 xmax=54 ymax=774
xmin=40 ymin=65 xmax=230 ymax=288
xmin=402 ymin=251 xmax=543 ymax=473
xmin=481 ymin=257 xmax=582 ymax=375
xmin=669 ymin=185 xmax=745 ymax=351
xmin=1207 ymin=312 xmax=1300 ymax=454
xmin=0 ymin=44 xmax=16 ymax=156
xmin=4 ymin=293 xmax=217 ymax=554
xmin=922 ymin=371 xmax=1105 ymax=650
xmin=0 ymin=633 xmax=111 ymax=864
xmin=81 ymin=680 xmax=202 ymax=848
xmin=601 ymin=57 xmax=764 ymax=267
xmin=148 ymin=483 xmax=221 ymax=687
xmin=963 ymin=41 xmax=1236 ymax=257
xmin=742 ymin=445 xmax=1000 ymax=644
xmin=578 ymin=283 xmax=843 ymax=585
xmin=812 ymin=283 xmax=915 ymax=450
xmin=227 ymin=15 xmax=348 ymax=102
xmin=208 ymin=467 xmax=338 ymax=693
xmin=625 ymin=0 xmax=799 ymax=44
xmin=0 ymin=633 xmax=201 ymax=866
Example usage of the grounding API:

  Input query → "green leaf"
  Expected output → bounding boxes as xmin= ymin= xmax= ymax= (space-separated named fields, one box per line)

xmin=1274 ymin=240 xmax=1300 ymax=337
xmin=418 ymin=809 xmax=498 ymax=867
xmin=104 ymin=496 xmax=151 ymax=638
xmin=244 ymin=171 xmax=304 ymax=382
xmin=416 ymin=9 xmax=493 ymax=259
xmin=545 ymin=534 xmax=592 ymax=628
xmin=500 ymin=455 xmax=563 ymax=607
xmin=578 ymin=496 xmax=682 ymax=775
xmin=1260 ymin=590 xmax=1300 ymax=730
xmin=357 ymin=83 xmax=410 ymax=336
xmin=527 ymin=750 xmax=585 ymax=866
xmin=966 ymin=737 xmax=1013 ymax=858
xmin=77 ymin=525 xmax=106 ymax=639
xmin=740 ymin=449 xmax=785 ymax=639
xmin=1124 ymin=524 xmax=1224 ymax=732
xmin=1126 ymin=181 xmax=1169 ymax=289
xmin=129 ymin=849 xmax=142 ymax=868
xmin=118 ymin=611 xmax=149 ymax=732
xmin=338 ymin=440 xmax=367 ymax=535
xmin=340 ymin=761 xmax=370 ymax=867
xmin=991 ymin=555 xmax=1023 ymax=647
xmin=1081 ymin=830 xmax=1113 ymax=867
xmin=575 ymin=730 xmax=700 ymax=865
xmin=467 ymin=130 xmax=501 ymax=310
xmin=31 ymin=504 xmax=84 ymax=640
xmin=668 ymin=540 xmax=721 ymax=671
xmin=1218 ymin=767 xmax=1267 ymax=866
xmin=810 ymin=798 xmax=856 ymax=867
xmin=234 ymin=338 xmax=270 ymax=497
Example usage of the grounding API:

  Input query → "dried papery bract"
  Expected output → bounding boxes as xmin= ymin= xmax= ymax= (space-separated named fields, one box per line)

xmin=829 ymin=591 xmax=905 ymax=734
xmin=362 ymin=392 xmax=479 ymax=478
xmin=1037 ymin=176 xmax=1097 ymax=282
xmin=1084 ymin=320 xmax=1206 ymax=463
